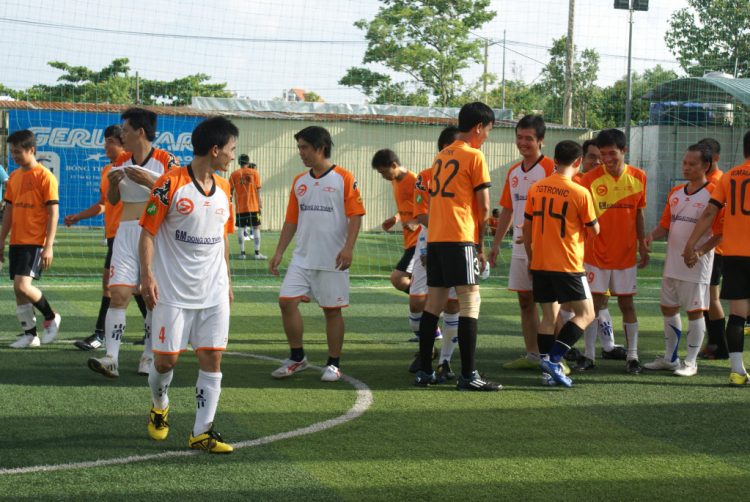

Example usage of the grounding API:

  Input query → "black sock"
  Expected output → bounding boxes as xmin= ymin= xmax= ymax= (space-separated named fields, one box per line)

xmin=134 ymin=294 xmax=147 ymax=318
xmin=255 ymin=250 xmax=260 ymax=255
xmin=24 ymin=326 xmax=37 ymax=337
xmin=326 ymin=356 xmax=340 ymax=368
xmin=537 ymin=333 xmax=556 ymax=357
xmin=704 ymin=311 xmax=716 ymax=346
xmin=709 ymin=317 xmax=728 ymax=356
xmin=726 ymin=315 xmax=745 ymax=353
xmin=549 ymin=322 xmax=584 ymax=362
xmin=457 ymin=316 xmax=478 ymax=379
xmin=95 ymin=296 xmax=111 ymax=333
xmin=290 ymin=347 xmax=305 ymax=362
xmin=32 ymin=294 xmax=55 ymax=321
xmin=418 ymin=311 xmax=439 ymax=374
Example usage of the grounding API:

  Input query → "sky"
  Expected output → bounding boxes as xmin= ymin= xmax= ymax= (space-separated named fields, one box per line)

xmin=0 ymin=0 xmax=693 ymax=105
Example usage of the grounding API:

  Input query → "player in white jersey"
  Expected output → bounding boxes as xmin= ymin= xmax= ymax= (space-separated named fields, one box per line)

xmin=643 ymin=144 xmax=723 ymax=376
xmin=139 ymin=116 xmax=236 ymax=453
xmin=270 ymin=126 xmax=366 ymax=382
xmin=88 ymin=108 xmax=179 ymax=379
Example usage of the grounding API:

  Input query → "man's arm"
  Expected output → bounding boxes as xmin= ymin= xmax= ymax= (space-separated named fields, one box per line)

xmin=416 ymin=213 xmax=429 ymax=227
xmin=257 ymin=188 xmax=262 ymax=212
xmin=40 ymin=204 xmax=59 ymax=270
xmin=269 ymin=221 xmax=298 ymax=276
xmin=64 ymin=194 xmax=106 ymax=227
xmin=475 ymin=188 xmax=490 ymax=272
xmin=139 ymin=229 xmax=158 ymax=310
xmin=0 ymin=204 xmax=12 ymax=263
xmin=644 ymin=224 xmax=668 ymax=249
xmin=124 ymin=167 xmax=156 ymax=190
xmin=683 ymin=204 xmax=720 ymax=267
xmin=224 ymin=236 xmax=233 ymax=308
xmin=488 ymin=207 xmax=513 ymax=268
xmin=636 ymin=208 xmax=650 ymax=269
xmin=382 ymin=211 xmax=400 ymax=232
xmin=107 ymin=169 xmax=124 ymax=205
xmin=336 ymin=214 xmax=362 ymax=271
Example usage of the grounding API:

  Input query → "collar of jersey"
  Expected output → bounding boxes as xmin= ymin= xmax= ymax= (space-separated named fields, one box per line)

xmin=130 ymin=147 xmax=155 ymax=168
xmin=309 ymin=165 xmax=337 ymax=179
xmin=187 ymin=164 xmax=216 ymax=197
xmin=521 ymin=154 xmax=545 ymax=174
xmin=684 ymin=181 xmax=710 ymax=196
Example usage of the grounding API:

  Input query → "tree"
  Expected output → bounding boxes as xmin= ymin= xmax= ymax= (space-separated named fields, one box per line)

xmin=665 ymin=0 xmax=750 ymax=77
xmin=599 ymin=65 xmax=678 ymax=127
xmin=341 ymin=0 xmax=496 ymax=106
xmin=304 ymin=91 xmax=322 ymax=102
xmin=338 ymin=67 xmax=428 ymax=105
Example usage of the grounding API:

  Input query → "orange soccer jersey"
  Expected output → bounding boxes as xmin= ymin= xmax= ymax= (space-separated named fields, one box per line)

xmin=524 ymin=174 xmax=597 ymax=274
xmin=488 ymin=216 xmax=498 ymax=235
xmin=572 ymin=172 xmax=584 ymax=185
xmin=709 ymin=159 xmax=750 ymax=258
xmin=100 ymin=163 xmax=123 ymax=238
xmin=427 ymin=140 xmax=491 ymax=244
xmin=413 ymin=167 xmax=430 ymax=218
xmin=706 ymin=169 xmax=724 ymax=255
xmin=392 ymin=171 xmax=419 ymax=249
xmin=580 ymin=164 xmax=647 ymax=269
xmin=4 ymin=164 xmax=59 ymax=246
xmin=229 ymin=167 xmax=261 ymax=213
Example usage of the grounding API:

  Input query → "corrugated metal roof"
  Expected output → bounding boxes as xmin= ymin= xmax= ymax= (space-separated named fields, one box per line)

xmin=0 ymin=100 xmax=219 ymax=116
xmin=641 ymin=77 xmax=750 ymax=105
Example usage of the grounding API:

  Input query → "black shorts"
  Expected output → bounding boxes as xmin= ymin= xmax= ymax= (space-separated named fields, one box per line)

xmin=395 ymin=246 xmax=416 ymax=273
xmin=426 ymin=243 xmax=479 ymax=288
xmin=236 ymin=212 xmax=261 ymax=228
xmin=720 ymin=257 xmax=750 ymax=300
xmin=8 ymin=245 xmax=43 ymax=280
xmin=710 ymin=253 xmax=722 ymax=286
xmin=532 ymin=271 xmax=591 ymax=304
xmin=104 ymin=237 xmax=115 ymax=269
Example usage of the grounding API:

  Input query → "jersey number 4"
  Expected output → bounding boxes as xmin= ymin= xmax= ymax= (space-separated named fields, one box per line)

xmin=428 ymin=159 xmax=459 ymax=198
xmin=532 ymin=196 xmax=569 ymax=238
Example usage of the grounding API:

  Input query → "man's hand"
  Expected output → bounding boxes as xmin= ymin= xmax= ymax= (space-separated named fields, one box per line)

xmin=107 ymin=168 xmax=126 ymax=185
xmin=64 ymin=214 xmax=80 ymax=227
xmin=382 ymin=216 xmax=398 ymax=232
xmin=402 ymin=219 xmax=420 ymax=232
xmin=335 ymin=246 xmax=354 ymax=271
xmin=527 ymin=260 xmax=533 ymax=281
xmin=638 ymin=240 xmax=651 ymax=269
xmin=683 ymin=248 xmax=700 ymax=268
xmin=477 ymin=247 xmax=487 ymax=278
xmin=124 ymin=167 xmax=154 ymax=188
xmin=643 ymin=232 xmax=654 ymax=251
xmin=0 ymin=242 xmax=5 ymax=263
xmin=488 ymin=245 xmax=500 ymax=268
xmin=269 ymin=253 xmax=283 ymax=276
xmin=514 ymin=223 xmax=524 ymax=244
xmin=141 ymin=273 xmax=159 ymax=310
xmin=228 ymin=285 xmax=234 ymax=308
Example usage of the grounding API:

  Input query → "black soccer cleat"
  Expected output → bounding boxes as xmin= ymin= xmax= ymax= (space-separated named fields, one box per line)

xmin=602 ymin=346 xmax=627 ymax=360
xmin=572 ymin=357 xmax=595 ymax=372
xmin=437 ymin=361 xmax=455 ymax=380
xmin=456 ymin=371 xmax=502 ymax=392
xmin=626 ymin=359 xmax=643 ymax=374
xmin=74 ymin=332 xmax=105 ymax=351
xmin=407 ymin=346 xmax=439 ymax=373
xmin=414 ymin=370 xmax=447 ymax=387
xmin=564 ymin=347 xmax=582 ymax=362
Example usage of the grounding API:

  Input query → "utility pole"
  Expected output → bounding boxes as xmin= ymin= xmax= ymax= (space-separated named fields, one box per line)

xmin=135 ymin=71 xmax=140 ymax=105
xmin=563 ymin=0 xmax=575 ymax=127
xmin=484 ymin=39 xmax=489 ymax=101
xmin=502 ymin=30 xmax=506 ymax=110
xmin=624 ymin=7 xmax=634 ymax=148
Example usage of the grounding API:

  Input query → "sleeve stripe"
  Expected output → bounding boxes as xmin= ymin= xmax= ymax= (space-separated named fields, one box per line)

xmin=585 ymin=218 xmax=598 ymax=227
xmin=708 ymin=199 xmax=723 ymax=209
xmin=45 ymin=200 xmax=60 ymax=206
xmin=474 ymin=182 xmax=491 ymax=192
xmin=524 ymin=212 xmax=533 ymax=221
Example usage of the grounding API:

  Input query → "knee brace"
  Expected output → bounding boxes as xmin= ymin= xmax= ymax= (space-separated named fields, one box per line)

xmin=457 ymin=291 xmax=481 ymax=319
xmin=16 ymin=304 xmax=36 ymax=331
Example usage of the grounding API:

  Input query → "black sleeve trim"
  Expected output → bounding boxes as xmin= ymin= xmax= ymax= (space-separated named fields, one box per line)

xmin=524 ymin=212 xmax=533 ymax=221
xmin=585 ymin=218 xmax=598 ymax=227
xmin=474 ymin=182 xmax=491 ymax=192
xmin=708 ymin=199 xmax=723 ymax=209
xmin=3 ymin=199 xmax=11 ymax=204
xmin=45 ymin=200 xmax=59 ymax=206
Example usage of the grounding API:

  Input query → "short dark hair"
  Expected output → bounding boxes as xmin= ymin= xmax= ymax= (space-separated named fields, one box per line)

xmin=595 ymin=129 xmax=627 ymax=150
xmin=554 ymin=140 xmax=583 ymax=166
xmin=104 ymin=124 xmax=123 ymax=143
xmin=438 ymin=126 xmax=460 ymax=151
xmin=744 ymin=131 xmax=750 ymax=158
xmin=294 ymin=126 xmax=333 ymax=158
xmin=492 ymin=208 xmax=499 ymax=217
xmin=248 ymin=163 xmax=257 ymax=169
xmin=686 ymin=144 xmax=713 ymax=169
xmin=582 ymin=139 xmax=597 ymax=156
xmin=191 ymin=117 xmax=239 ymax=157
xmin=515 ymin=114 xmax=546 ymax=140
xmin=121 ymin=107 xmax=158 ymax=141
xmin=7 ymin=129 xmax=36 ymax=150
xmin=371 ymin=149 xmax=401 ymax=169
xmin=697 ymin=137 xmax=721 ymax=156
xmin=457 ymin=102 xmax=495 ymax=133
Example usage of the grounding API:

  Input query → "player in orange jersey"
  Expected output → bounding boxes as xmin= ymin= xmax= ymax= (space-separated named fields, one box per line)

xmin=230 ymin=154 xmax=265 ymax=260
xmin=1 ymin=130 xmax=61 ymax=348
xmin=488 ymin=115 xmax=556 ymax=371
xmin=685 ymin=131 xmax=750 ymax=386
xmin=488 ymin=208 xmax=499 ymax=236
xmin=523 ymin=140 xmax=599 ymax=387
xmin=579 ymin=129 xmax=650 ymax=374
xmin=414 ymin=102 xmax=501 ymax=391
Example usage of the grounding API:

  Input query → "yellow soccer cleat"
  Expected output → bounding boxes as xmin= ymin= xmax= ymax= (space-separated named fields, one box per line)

xmin=189 ymin=423 xmax=233 ymax=453
xmin=728 ymin=373 xmax=749 ymax=387
xmin=560 ymin=359 xmax=571 ymax=376
xmin=148 ymin=405 xmax=169 ymax=440
xmin=503 ymin=356 xmax=539 ymax=370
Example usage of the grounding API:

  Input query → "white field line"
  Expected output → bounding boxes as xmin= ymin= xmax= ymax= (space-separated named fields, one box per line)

xmin=0 ymin=352 xmax=373 ymax=476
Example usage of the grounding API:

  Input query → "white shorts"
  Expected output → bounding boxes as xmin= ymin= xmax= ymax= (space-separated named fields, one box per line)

xmin=508 ymin=256 xmax=532 ymax=292
xmin=109 ymin=220 xmax=141 ymax=292
xmin=584 ymin=263 xmax=637 ymax=296
xmin=280 ymin=259 xmax=349 ymax=308
xmin=151 ymin=302 xmax=230 ymax=355
xmin=660 ymin=277 xmax=709 ymax=312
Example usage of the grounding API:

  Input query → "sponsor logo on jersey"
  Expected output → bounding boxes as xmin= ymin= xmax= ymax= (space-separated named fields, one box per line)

xmin=176 ymin=198 xmax=194 ymax=215
xmin=693 ymin=202 xmax=705 ymax=209
xmin=153 ymin=180 xmax=171 ymax=205
xmin=300 ymin=204 xmax=333 ymax=212
xmin=298 ymin=184 xmax=307 ymax=196
xmin=174 ymin=230 xmax=222 ymax=245
xmin=353 ymin=179 xmax=359 ymax=190
xmin=203 ymin=201 xmax=211 ymax=207
xmin=415 ymin=194 xmax=423 ymax=204
xmin=146 ymin=203 xmax=157 ymax=215
xmin=670 ymin=197 xmax=679 ymax=208
xmin=313 ymin=182 xmax=320 ymax=187
xmin=599 ymin=201 xmax=634 ymax=210
xmin=596 ymin=184 xmax=608 ymax=197
xmin=215 ymin=208 xmax=227 ymax=216
xmin=323 ymin=187 xmax=336 ymax=193
xmin=357 ymin=196 xmax=362 ymax=203
xmin=671 ymin=214 xmax=698 ymax=224
xmin=511 ymin=176 xmax=519 ymax=188
xmin=415 ymin=175 xmax=426 ymax=192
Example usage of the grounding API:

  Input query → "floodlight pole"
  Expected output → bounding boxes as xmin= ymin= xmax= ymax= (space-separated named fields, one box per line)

xmin=502 ymin=30 xmax=506 ymax=110
xmin=484 ymin=39 xmax=489 ymax=101
xmin=563 ymin=0 xmax=575 ymax=127
xmin=624 ymin=7 xmax=634 ymax=158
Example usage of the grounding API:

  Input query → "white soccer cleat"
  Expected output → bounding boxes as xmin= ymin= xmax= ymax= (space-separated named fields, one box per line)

xmin=88 ymin=355 xmax=120 ymax=378
xmin=238 ymin=252 xmax=247 ymax=260
xmin=674 ymin=361 xmax=698 ymax=377
xmin=643 ymin=355 xmax=681 ymax=371
xmin=10 ymin=333 xmax=40 ymax=348
xmin=41 ymin=312 xmax=61 ymax=344
xmin=321 ymin=365 xmax=341 ymax=382
xmin=244 ymin=235 xmax=252 ymax=241
xmin=254 ymin=253 xmax=268 ymax=260
xmin=101 ymin=239 xmax=108 ymax=247
xmin=271 ymin=357 xmax=309 ymax=379
xmin=138 ymin=356 xmax=153 ymax=375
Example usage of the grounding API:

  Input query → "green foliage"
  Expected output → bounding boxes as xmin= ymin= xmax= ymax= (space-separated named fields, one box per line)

xmin=338 ymin=67 xmax=428 ymax=105
xmin=304 ymin=91 xmax=322 ymax=102
xmin=599 ymin=65 xmax=679 ymax=127
xmin=665 ymin=0 xmax=750 ymax=78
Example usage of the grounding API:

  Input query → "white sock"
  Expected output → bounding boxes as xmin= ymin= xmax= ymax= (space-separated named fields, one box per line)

xmin=598 ymin=308 xmax=615 ymax=351
xmin=16 ymin=304 xmax=36 ymax=333
xmin=440 ymin=312 xmax=459 ymax=363
xmin=663 ymin=314 xmax=682 ymax=363
xmin=584 ymin=317 xmax=598 ymax=359
xmin=253 ymin=228 xmax=261 ymax=252
xmin=685 ymin=317 xmax=706 ymax=365
xmin=623 ymin=321 xmax=639 ymax=360
xmin=194 ymin=370 xmax=222 ymax=436
xmin=526 ymin=352 xmax=540 ymax=363
xmin=560 ymin=309 xmax=575 ymax=325
xmin=409 ymin=310 xmax=422 ymax=337
xmin=238 ymin=227 xmax=245 ymax=252
xmin=105 ymin=308 xmax=126 ymax=361
xmin=142 ymin=309 xmax=153 ymax=358
xmin=148 ymin=364 xmax=173 ymax=410
xmin=729 ymin=353 xmax=746 ymax=375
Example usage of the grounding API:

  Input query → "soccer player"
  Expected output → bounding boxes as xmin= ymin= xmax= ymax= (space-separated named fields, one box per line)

xmin=696 ymin=137 xmax=729 ymax=359
xmin=643 ymin=144 xmax=722 ymax=376
xmin=488 ymin=115 xmax=555 ymax=371
xmin=684 ymin=131 xmax=750 ymax=386
xmin=269 ymin=126 xmax=365 ymax=382
xmin=414 ymin=102 xmax=501 ymax=391
xmin=579 ymin=129 xmax=650 ymax=374
xmin=140 ymin=116 xmax=236 ymax=453
xmin=1 ymin=130 xmax=61 ymax=348
xmin=87 ymin=108 xmax=179 ymax=378
xmin=230 ymin=154 xmax=266 ymax=260
xmin=523 ymin=140 xmax=599 ymax=388
xmin=488 ymin=208 xmax=499 ymax=236
xmin=65 ymin=125 xmax=149 ymax=350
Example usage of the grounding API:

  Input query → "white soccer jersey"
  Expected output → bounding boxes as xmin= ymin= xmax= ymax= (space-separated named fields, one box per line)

xmin=140 ymin=165 xmax=234 ymax=308
xmin=660 ymin=183 xmax=723 ymax=284
xmin=114 ymin=148 xmax=179 ymax=203
xmin=499 ymin=155 xmax=556 ymax=258
xmin=285 ymin=165 xmax=366 ymax=271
